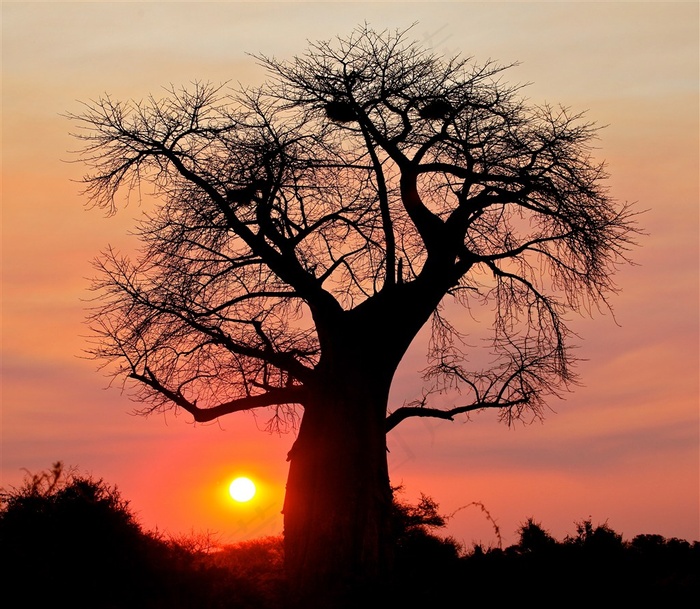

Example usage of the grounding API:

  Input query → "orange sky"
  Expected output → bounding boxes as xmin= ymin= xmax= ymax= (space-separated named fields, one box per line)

xmin=2 ymin=1 xmax=698 ymax=548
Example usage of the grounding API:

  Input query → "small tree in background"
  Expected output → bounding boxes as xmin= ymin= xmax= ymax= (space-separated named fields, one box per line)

xmin=71 ymin=25 xmax=637 ymax=605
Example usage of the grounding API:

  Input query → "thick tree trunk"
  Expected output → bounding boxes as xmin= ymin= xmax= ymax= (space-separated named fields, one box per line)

xmin=282 ymin=376 xmax=393 ymax=608
xmin=281 ymin=287 xmax=446 ymax=607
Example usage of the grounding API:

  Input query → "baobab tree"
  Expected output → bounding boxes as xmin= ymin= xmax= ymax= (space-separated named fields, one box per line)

xmin=71 ymin=26 xmax=636 ymax=607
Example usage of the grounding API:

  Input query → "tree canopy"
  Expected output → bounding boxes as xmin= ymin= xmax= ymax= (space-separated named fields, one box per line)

xmin=72 ymin=26 xmax=636 ymax=431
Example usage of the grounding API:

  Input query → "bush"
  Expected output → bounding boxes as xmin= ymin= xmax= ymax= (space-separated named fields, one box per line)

xmin=0 ymin=463 xmax=290 ymax=608
xmin=566 ymin=517 xmax=624 ymax=553
xmin=0 ymin=462 xmax=172 ymax=607
xmin=4 ymin=465 xmax=697 ymax=607
xmin=200 ymin=537 xmax=287 ymax=608
xmin=517 ymin=518 xmax=557 ymax=554
xmin=389 ymin=491 xmax=464 ymax=607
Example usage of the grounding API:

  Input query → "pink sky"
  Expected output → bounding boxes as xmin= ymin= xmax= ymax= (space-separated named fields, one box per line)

xmin=2 ymin=1 xmax=698 ymax=548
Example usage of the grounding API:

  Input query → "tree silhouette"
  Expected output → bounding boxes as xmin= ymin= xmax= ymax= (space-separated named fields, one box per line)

xmin=71 ymin=25 xmax=637 ymax=606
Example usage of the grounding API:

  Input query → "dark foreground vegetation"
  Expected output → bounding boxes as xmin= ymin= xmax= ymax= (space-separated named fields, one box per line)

xmin=2 ymin=463 xmax=697 ymax=608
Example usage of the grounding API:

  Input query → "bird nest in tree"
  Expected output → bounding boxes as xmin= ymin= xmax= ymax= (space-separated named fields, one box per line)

xmin=418 ymin=99 xmax=453 ymax=120
xmin=324 ymin=100 xmax=356 ymax=123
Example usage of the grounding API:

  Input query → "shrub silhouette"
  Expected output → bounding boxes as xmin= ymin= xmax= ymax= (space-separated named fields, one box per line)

xmin=391 ymin=491 xmax=462 ymax=565
xmin=389 ymin=491 xmax=465 ymax=607
xmin=202 ymin=537 xmax=287 ymax=608
xmin=3 ymin=464 xmax=697 ymax=607
xmin=0 ymin=463 xmax=291 ymax=608
xmin=517 ymin=517 xmax=558 ymax=554
xmin=0 ymin=462 xmax=169 ymax=607
xmin=566 ymin=517 xmax=624 ymax=552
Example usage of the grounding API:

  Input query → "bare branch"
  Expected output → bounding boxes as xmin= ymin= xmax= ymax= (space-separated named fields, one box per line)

xmin=386 ymin=397 xmax=528 ymax=432
xmin=72 ymin=25 xmax=638 ymax=433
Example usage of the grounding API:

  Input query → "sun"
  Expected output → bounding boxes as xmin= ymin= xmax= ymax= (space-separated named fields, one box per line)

xmin=229 ymin=477 xmax=256 ymax=502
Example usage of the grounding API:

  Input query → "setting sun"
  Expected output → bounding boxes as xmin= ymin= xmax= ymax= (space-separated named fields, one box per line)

xmin=229 ymin=477 xmax=256 ymax=502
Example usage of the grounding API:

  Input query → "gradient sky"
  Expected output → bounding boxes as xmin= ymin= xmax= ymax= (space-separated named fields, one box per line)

xmin=2 ymin=1 xmax=698 ymax=549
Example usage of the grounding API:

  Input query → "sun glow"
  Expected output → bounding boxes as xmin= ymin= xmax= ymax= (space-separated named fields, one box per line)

xmin=229 ymin=477 xmax=256 ymax=502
